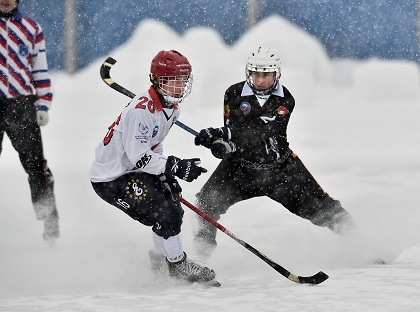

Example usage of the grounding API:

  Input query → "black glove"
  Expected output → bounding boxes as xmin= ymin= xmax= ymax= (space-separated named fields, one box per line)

xmin=210 ymin=139 xmax=237 ymax=159
xmin=194 ymin=127 xmax=230 ymax=148
xmin=159 ymin=174 xmax=182 ymax=201
xmin=166 ymin=156 xmax=207 ymax=182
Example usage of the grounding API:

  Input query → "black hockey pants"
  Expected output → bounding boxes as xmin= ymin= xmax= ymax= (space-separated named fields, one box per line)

xmin=91 ymin=172 xmax=184 ymax=239
xmin=196 ymin=153 xmax=352 ymax=243
xmin=0 ymin=96 xmax=57 ymax=219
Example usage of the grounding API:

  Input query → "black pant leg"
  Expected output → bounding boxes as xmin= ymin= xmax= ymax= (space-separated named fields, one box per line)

xmin=2 ymin=96 xmax=57 ymax=219
xmin=195 ymin=159 xmax=254 ymax=242
xmin=0 ymin=130 xmax=3 ymax=154
xmin=267 ymin=155 xmax=352 ymax=233
xmin=92 ymin=172 xmax=184 ymax=239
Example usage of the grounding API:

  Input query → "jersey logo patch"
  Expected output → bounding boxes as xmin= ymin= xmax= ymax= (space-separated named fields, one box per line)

xmin=277 ymin=106 xmax=289 ymax=116
xmin=135 ymin=154 xmax=152 ymax=169
xmin=125 ymin=179 xmax=148 ymax=201
xmin=240 ymin=101 xmax=251 ymax=115
xmin=19 ymin=44 xmax=29 ymax=57
xmin=138 ymin=123 xmax=149 ymax=135
xmin=224 ymin=105 xmax=230 ymax=117
xmin=135 ymin=123 xmax=150 ymax=141
xmin=152 ymin=125 xmax=159 ymax=138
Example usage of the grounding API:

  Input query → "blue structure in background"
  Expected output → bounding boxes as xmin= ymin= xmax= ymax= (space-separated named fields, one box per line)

xmin=20 ymin=0 xmax=419 ymax=71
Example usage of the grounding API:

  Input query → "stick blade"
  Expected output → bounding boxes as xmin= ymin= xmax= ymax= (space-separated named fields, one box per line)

xmin=104 ymin=56 xmax=116 ymax=65
xmin=298 ymin=271 xmax=329 ymax=285
xmin=100 ymin=58 xmax=114 ymax=80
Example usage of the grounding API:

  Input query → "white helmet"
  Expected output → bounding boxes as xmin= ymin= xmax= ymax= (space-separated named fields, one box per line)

xmin=245 ymin=46 xmax=281 ymax=95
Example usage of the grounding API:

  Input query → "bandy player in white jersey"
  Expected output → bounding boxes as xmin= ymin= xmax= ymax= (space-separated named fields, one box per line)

xmin=89 ymin=50 xmax=218 ymax=285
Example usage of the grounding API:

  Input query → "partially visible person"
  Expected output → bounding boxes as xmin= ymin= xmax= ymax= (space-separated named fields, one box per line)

xmin=193 ymin=46 xmax=353 ymax=258
xmin=89 ymin=50 xmax=219 ymax=285
xmin=0 ymin=0 xmax=59 ymax=241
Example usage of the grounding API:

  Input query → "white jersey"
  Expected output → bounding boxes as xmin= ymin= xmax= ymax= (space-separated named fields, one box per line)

xmin=89 ymin=86 xmax=180 ymax=182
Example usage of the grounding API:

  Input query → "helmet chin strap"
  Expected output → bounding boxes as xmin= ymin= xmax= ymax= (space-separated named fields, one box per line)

xmin=153 ymin=86 xmax=182 ymax=107
xmin=162 ymin=94 xmax=183 ymax=106
xmin=246 ymin=69 xmax=280 ymax=96
xmin=251 ymin=81 xmax=279 ymax=96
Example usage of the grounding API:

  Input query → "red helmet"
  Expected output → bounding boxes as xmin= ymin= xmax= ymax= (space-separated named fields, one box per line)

xmin=150 ymin=50 xmax=192 ymax=77
xmin=150 ymin=50 xmax=193 ymax=105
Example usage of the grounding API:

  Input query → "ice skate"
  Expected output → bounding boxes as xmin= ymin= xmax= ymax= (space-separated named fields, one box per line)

xmin=167 ymin=252 xmax=219 ymax=286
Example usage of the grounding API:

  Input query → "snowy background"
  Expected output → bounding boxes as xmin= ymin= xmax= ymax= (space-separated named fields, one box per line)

xmin=1 ymin=16 xmax=419 ymax=311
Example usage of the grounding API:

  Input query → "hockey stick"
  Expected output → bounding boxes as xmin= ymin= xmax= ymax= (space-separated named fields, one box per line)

xmin=100 ymin=57 xmax=198 ymax=136
xmin=180 ymin=197 xmax=329 ymax=285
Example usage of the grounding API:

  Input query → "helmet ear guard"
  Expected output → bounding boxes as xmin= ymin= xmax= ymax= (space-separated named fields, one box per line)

xmin=246 ymin=46 xmax=281 ymax=96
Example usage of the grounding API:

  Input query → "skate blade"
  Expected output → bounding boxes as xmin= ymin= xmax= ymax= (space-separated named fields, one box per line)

xmin=195 ymin=279 xmax=221 ymax=287
xmin=369 ymin=257 xmax=388 ymax=265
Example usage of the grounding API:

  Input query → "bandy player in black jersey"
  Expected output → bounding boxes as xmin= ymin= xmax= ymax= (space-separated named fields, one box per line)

xmin=193 ymin=46 xmax=353 ymax=258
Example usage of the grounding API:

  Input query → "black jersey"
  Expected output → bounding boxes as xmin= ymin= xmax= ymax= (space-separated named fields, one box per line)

xmin=223 ymin=81 xmax=295 ymax=164
xmin=194 ymin=82 xmax=352 ymax=252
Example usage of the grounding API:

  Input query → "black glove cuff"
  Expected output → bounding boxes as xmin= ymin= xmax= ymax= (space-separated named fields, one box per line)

xmin=194 ymin=127 xmax=231 ymax=148
xmin=165 ymin=155 xmax=180 ymax=176
xmin=211 ymin=139 xmax=236 ymax=159
xmin=159 ymin=173 xmax=182 ymax=201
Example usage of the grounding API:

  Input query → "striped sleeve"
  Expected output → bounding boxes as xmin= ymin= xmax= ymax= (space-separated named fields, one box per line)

xmin=28 ymin=19 xmax=53 ymax=109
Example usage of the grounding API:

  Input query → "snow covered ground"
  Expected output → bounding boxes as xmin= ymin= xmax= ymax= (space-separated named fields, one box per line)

xmin=0 ymin=16 xmax=419 ymax=312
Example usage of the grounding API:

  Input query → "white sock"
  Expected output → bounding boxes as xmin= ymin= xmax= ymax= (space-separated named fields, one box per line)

xmin=152 ymin=232 xmax=184 ymax=262
xmin=152 ymin=232 xmax=167 ymax=257
xmin=163 ymin=233 xmax=184 ymax=263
